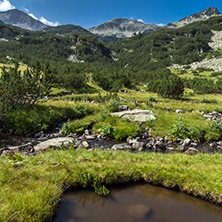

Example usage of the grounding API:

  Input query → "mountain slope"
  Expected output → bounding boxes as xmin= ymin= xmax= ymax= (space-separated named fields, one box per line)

xmin=88 ymin=18 xmax=161 ymax=42
xmin=167 ymin=7 xmax=221 ymax=29
xmin=43 ymin=24 xmax=92 ymax=36
xmin=0 ymin=9 xmax=47 ymax=31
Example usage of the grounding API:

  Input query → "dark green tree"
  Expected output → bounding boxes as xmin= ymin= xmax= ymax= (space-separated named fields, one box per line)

xmin=0 ymin=61 xmax=53 ymax=121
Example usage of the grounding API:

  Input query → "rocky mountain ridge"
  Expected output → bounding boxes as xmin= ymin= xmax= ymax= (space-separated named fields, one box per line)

xmin=0 ymin=9 xmax=47 ymax=31
xmin=88 ymin=18 xmax=161 ymax=41
xmin=167 ymin=7 xmax=221 ymax=29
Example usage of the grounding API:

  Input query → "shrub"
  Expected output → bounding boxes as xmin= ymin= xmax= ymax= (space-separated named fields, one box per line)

xmin=157 ymin=75 xmax=184 ymax=99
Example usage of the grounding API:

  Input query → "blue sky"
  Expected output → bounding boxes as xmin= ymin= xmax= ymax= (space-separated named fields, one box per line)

xmin=0 ymin=0 xmax=221 ymax=28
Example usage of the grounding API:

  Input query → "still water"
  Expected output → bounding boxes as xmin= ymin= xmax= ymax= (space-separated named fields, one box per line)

xmin=54 ymin=183 xmax=222 ymax=222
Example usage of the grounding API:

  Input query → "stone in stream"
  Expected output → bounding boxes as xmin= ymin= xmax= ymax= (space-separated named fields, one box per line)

xmin=111 ymin=143 xmax=132 ymax=151
xmin=34 ymin=137 xmax=74 ymax=152
xmin=185 ymin=147 xmax=198 ymax=155
xmin=1 ymin=142 xmax=33 ymax=156
xmin=126 ymin=204 xmax=151 ymax=219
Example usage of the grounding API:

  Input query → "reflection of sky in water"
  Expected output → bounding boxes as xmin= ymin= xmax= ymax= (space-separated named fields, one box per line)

xmin=54 ymin=183 xmax=222 ymax=222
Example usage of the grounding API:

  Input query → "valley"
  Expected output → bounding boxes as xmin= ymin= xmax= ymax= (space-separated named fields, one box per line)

xmin=0 ymin=6 xmax=222 ymax=222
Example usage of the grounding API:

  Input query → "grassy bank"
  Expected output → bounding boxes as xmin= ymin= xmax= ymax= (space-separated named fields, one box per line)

xmin=0 ymin=149 xmax=221 ymax=221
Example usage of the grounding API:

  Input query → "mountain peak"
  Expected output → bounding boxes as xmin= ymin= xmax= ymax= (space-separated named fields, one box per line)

xmin=167 ymin=7 xmax=221 ymax=28
xmin=88 ymin=17 xmax=160 ymax=42
xmin=0 ymin=9 xmax=47 ymax=31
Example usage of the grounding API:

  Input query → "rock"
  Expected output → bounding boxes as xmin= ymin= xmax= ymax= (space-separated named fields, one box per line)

xmin=127 ymin=136 xmax=138 ymax=145
xmin=111 ymin=110 xmax=156 ymax=123
xmin=167 ymin=147 xmax=175 ymax=152
xmin=1 ymin=149 xmax=15 ymax=156
xmin=217 ymin=141 xmax=222 ymax=146
xmin=111 ymin=143 xmax=132 ymax=151
xmin=132 ymin=141 xmax=145 ymax=150
xmin=126 ymin=204 xmax=151 ymax=219
xmin=154 ymin=141 xmax=166 ymax=151
xmin=190 ymin=142 xmax=198 ymax=147
xmin=183 ymin=138 xmax=191 ymax=146
xmin=175 ymin=109 xmax=182 ymax=113
xmin=84 ymin=135 xmax=97 ymax=140
xmin=119 ymin=105 xmax=128 ymax=111
xmin=185 ymin=147 xmax=198 ymax=155
xmin=146 ymin=143 xmax=153 ymax=150
xmin=177 ymin=145 xmax=185 ymax=152
xmin=0 ymin=142 xmax=33 ymax=155
xmin=34 ymin=137 xmax=74 ymax=152
xmin=81 ymin=141 xmax=90 ymax=148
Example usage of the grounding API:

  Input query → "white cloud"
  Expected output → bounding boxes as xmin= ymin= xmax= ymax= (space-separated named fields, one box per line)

xmin=29 ymin=13 xmax=38 ymax=20
xmin=0 ymin=0 xmax=15 ymax=11
xmin=39 ymin=16 xmax=60 ymax=26
xmin=137 ymin=19 xmax=144 ymax=23
xmin=156 ymin=23 xmax=166 ymax=26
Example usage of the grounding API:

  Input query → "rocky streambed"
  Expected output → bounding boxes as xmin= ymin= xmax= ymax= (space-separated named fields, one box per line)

xmin=1 ymin=110 xmax=222 ymax=156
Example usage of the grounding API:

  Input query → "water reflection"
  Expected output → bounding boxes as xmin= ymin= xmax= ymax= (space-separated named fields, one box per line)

xmin=54 ymin=183 xmax=222 ymax=222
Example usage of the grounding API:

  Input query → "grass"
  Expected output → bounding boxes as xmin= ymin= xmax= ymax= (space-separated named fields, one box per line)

xmin=0 ymin=149 xmax=221 ymax=221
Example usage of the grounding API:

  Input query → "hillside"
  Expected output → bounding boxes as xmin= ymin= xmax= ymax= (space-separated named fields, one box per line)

xmin=43 ymin=24 xmax=92 ymax=36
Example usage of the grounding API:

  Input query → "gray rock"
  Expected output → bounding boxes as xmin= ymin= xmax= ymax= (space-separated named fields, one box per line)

xmin=34 ymin=137 xmax=74 ymax=152
xmin=84 ymin=135 xmax=97 ymax=140
xmin=81 ymin=141 xmax=90 ymax=148
xmin=183 ymin=138 xmax=191 ymax=146
xmin=132 ymin=141 xmax=145 ymax=150
xmin=167 ymin=147 xmax=175 ymax=152
xmin=119 ymin=105 xmax=128 ymax=111
xmin=146 ymin=143 xmax=153 ymax=150
xmin=177 ymin=145 xmax=186 ymax=152
xmin=0 ymin=142 xmax=33 ymax=155
xmin=111 ymin=143 xmax=132 ymax=151
xmin=111 ymin=109 xmax=156 ymax=123
xmin=190 ymin=142 xmax=198 ymax=147
xmin=154 ymin=141 xmax=166 ymax=151
xmin=185 ymin=147 xmax=198 ymax=155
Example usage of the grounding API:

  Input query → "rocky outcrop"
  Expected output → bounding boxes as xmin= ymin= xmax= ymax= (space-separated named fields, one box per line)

xmin=111 ymin=110 xmax=156 ymax=123
xmin=167 ymin=7 xmax=221 ymax=29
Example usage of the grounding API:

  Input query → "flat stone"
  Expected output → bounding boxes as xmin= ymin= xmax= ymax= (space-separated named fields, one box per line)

xmin=34 ymin=137 xmax=74 ymax=152
xmin=111 ymin=110 xmax=156 ymax=123
xmin=111 ymin=143 xmax=132 ymax=151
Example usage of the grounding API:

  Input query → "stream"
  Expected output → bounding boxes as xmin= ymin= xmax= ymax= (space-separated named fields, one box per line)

xmin=54 ymin=183 xmax=222 ymax=222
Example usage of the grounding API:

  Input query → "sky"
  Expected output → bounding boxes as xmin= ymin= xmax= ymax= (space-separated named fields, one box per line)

xmin=0 ymin=0 xmax=221 ymax=28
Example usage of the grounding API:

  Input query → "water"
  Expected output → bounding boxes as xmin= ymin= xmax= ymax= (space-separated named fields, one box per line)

xmin=54 ymin=183 xmax=222 ymax=222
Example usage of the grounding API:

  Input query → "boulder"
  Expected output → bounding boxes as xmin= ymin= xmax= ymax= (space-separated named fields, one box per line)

xmin=34 ymin=137 xmax=74 ymax=152
xmin=111 ymin=110 xmax=156 ymax=123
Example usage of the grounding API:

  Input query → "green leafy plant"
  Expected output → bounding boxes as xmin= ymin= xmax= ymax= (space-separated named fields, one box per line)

xmin=170 ymin=116 xmax=194 ymax=139
xmin=92 ymin=178 xmax=110 ymax=196
xmin=101 ymin=124 xmax=116 ymax=138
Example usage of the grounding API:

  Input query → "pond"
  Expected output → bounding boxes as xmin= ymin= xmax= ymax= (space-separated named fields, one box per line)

xmin=54 ymin=183 xmax=222 ymax=222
